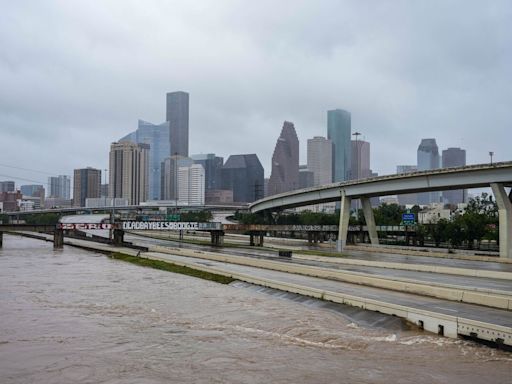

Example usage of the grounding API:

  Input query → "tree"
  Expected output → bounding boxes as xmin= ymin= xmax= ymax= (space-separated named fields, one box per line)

xmin=428 ymin=218 xmax=449 ymax=247
xmin=374 ymin=203 xmax=404 ymax=226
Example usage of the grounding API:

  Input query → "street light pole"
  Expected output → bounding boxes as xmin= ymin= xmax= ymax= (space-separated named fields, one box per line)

xmin=352 ymin=132 xmax=362 ymax=180
xmin=489 ymin=151 xmax=494 ymax=165
xmin=352 ymin=131 xmax=362 ymax=211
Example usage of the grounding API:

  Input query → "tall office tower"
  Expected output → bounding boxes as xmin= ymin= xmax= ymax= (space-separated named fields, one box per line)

xmin=166 ymin=91 xmax=189 ymax=157
xmin=307 ymin=136 xmax=333 ymax=186
xmin=190 ymin=154 xmax=224 ymax=191
xmin=48 ymin=175 xmax=71 ymax=199
xmin=73 ymin=168 xmax=101 ymax=207
xmin=178 ymin=164 xmax=205 ymax=205
xmin=160 ymin=155 xmax=194 ymax=200
xmin=351 ymin=140 xmax=371 ymax=179
xmin=109 ymin=142 xmax=149 ymax=205
xmin=442 ymin=147 xmax=467 ymax=205
xmin=298 ymin=165 xmax=314 ymax=189
xmin=267 ymin=121 xmax=299 ymax=196
xmin=327 ymin=109 xmax=351 ymax=182
xmin=396 ymin=165 xmax=418 ymax=206
xmin=0 ymin=181 xmax=15 ymax=193
xmin=20 ymin=185 xmax=44 ymax=197
xmin=417 ymin=138 xmax=441 ymax=205
xmin=221 ymin=154 xmax=264 ymax=203
xmin=120 ymin=119 xmax=171 ymax=200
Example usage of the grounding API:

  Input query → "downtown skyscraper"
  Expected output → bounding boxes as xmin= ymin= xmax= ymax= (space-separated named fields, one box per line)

xmin=166 ymin=91 xmax=189 ymax=157
xmin=73 ymin=168 xmax=101 ymax=207
xmin=442 ymin=147 xmax=467 ymax=205
xmin=109 ymin=141 xmax=149 ymax=205
xmin=327 ymin=109 xmax=351 ymax=182
xmin=221 ymin=154 xmax=264 ymax=203
xmin=48 ymin=175 xmax=71 ymax=199
xmin=120 ymin=119 xmax=170 ymax=200
xmin=417 ymin=138 xmax=441 ymax=205
xmin=267 ymin=121 xmax=299 ymax=196
xmin=307 ymin=136 xmax=333 ymax=186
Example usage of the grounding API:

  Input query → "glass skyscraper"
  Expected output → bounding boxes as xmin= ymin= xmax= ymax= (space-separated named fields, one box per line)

xmin=166 ymin=91 xmax=189 ymax=157
xmin=327 ymin=109 xmax=351 ymax=182
xmin=120 ymin=120 xmax=171 ymax=200
xmin=417 ymin=138 xmax=441 ymax=205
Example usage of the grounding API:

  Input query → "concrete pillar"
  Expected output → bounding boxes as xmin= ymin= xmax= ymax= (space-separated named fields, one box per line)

xmin=53 ymin=229 xmax=64 ymax=249
xmin=113 ymin=229 xmax=124 ymax=246
xmin=491 ymin=183 xmax=512 ymax=258
xmin=361 ymin=197 xmax=379 ymax=246
xmin=210 ymin=231 xmax=224 ymax=246
xmin=336 ymin=191 xmax=352 ymax=252
xmin=250 ymin=234 xmax=255 ymax=246
xmin=0 ymin=232 xmax=3 ymax=248
xmin=307 ymin=232 xmax=313 ymax=244
xmin=259 ymin=233 xmax=264 ymax=247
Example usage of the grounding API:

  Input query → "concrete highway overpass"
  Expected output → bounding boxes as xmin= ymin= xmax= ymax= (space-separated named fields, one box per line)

xmin=250 ymin=162 xmax=512 ymax=258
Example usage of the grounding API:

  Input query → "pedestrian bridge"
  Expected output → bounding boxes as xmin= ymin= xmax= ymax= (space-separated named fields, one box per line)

xmin=250 ymin=162 xmax=512 ymax=258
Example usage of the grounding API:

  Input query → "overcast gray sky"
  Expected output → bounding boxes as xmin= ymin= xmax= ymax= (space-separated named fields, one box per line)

xmin=1 ymin=0 xmax=511 ymax=187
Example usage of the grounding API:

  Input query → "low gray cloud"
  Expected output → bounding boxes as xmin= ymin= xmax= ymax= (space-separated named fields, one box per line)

xmin=0 ymin=0 xmax=510 ymax=187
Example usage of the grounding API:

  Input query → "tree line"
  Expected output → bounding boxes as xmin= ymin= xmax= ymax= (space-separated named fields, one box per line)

xmin=233 ymin=193 xmax=499 ymax=250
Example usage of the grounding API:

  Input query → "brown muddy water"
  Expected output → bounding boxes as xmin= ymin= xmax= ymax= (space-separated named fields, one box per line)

xmin=0 ymin=235 xmax=511 ymax=383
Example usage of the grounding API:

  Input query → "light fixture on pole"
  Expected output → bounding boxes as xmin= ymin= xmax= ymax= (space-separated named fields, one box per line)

xmin=489 ymin=151 xmax=494 ymax=165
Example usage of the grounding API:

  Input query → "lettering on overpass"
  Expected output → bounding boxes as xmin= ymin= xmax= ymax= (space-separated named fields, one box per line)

xmin=122 ymin=221 xmax=222 ymax=231
xmin=57 ymin=223 xmax=114 ymax=230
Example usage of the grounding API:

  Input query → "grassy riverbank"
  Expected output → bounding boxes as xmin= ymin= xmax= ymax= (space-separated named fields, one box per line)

xmin=110 ymin=252 xmax=235 ymax=284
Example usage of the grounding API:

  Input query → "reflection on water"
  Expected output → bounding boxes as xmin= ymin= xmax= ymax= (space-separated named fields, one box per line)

xmin=0 ymin=235 xmax=510 ymax=384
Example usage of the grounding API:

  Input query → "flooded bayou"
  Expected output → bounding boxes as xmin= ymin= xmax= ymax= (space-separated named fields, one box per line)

xmin=1 ymin=235 xmax=511 ymax=383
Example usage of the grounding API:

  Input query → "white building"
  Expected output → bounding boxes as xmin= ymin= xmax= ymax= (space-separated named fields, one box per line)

xmin=178 ymin=164 xmax=205 ymax=205
xmin=307 ymin=136 xmax=333 ymax=186
xmin=418 ymin=203 xmax=451 ymax=224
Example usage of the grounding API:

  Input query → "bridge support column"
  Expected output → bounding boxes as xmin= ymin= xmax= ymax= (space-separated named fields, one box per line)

xmin=210 ymin=231 xmax=224 ymax=246
xmin=258 ymin=233 xmax=264 ymax=247
xmin=336 ymin=191 xmax=351 ymax=252
xmin=491 ymin=183 xmax=512 ymax=258
xmin=53 ymin=229 xmax=64 ymax=249
xmin=0 ymin=232 xmax=3 ymax=248
xmin=361 ymin=197 xmax=379 ymax=246
xmin=250 ymin=233 xmax=255 ymax=246
xmin=113 ymin=229 xmax=124 ymax=246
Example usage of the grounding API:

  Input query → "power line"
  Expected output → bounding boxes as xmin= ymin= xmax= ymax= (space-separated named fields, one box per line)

xmin=0 ymin=163 xmax=62 ymax=176
xmin=0 ymin=173 xmax=48 ymax=185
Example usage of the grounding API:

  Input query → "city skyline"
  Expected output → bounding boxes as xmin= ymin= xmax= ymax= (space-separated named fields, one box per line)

xmin=1 ymin=2 xmax=510 ymax=188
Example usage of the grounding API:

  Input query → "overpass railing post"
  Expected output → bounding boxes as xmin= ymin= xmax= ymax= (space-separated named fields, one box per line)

xmin=337 ymin=190 xmax=351 ymax=252
xmin=491 ymin=183 xmax=512 ymax=258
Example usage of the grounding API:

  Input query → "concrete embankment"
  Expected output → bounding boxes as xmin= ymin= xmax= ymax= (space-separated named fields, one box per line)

xmin=139 ymin=250 xmax=512 ymax=348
